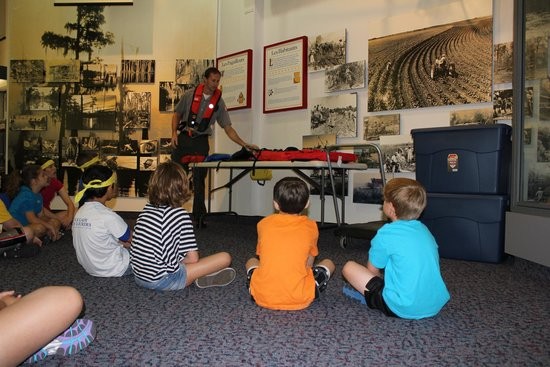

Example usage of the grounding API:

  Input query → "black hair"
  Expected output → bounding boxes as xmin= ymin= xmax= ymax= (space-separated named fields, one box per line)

xmin=204 ymin=67 xmax=221 ymax=79
xmin=78 ymin=164 xmax=114 ymax=207
xmin=273 ymin=177 xmax=309 ymax=214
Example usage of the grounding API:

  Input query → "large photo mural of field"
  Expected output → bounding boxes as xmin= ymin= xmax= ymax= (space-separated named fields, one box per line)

xmin=368 ymin=16 xmax=493 ymax=112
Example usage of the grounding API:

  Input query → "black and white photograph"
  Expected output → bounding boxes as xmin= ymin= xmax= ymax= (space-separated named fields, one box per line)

xmin=80 ymin=135 xmax=100 ymax=151
xmin=159 ymin=138 xmax=173 ymax=155
xmin=159 ymin=82 xmax=186 ymax=112
xmin=41 ymin=139 xmax=58 ymax=155
xmin=493 ymin=89 xmax=513 ymax=120
xmin=121 ymin=59 xmax=155 ymax=84
xmin=525 ymin=1 xmax=550 ymax=81
xmin=368 ymin=16 xmax=492 ymax=112
xmin=350 ymin=145 xmax=385 ymax=202
xmin=139 ymin=139 xmax=158 ymax=155
xmin=175 ymin=59 xmax=215 ymax=86
xmin=494 ymin=42 xmax=513 ymax=84
xmin=324 ymin=60 xmax=365 ymax=92
xmin=45 ymin=59 xmax=80 ymax=82
xmin=123 ymin=91 xmax=151 ymax=129
xmin=66 ymin=93 xmax=117 ymax=130
xmin=25 ymin=86 xmax=60 ymax=111
xmin=540 ymin=79 xmax=550 ymax=120
xmin=380 ymin=135 xmax=415 ymax=173
xmin=363 ymin=113 xmax=400 ymax=141
xmin=310 ymin=94 xmax=356 ymax=137
xmin=537 ymin=126 xmax=550 ymax=162
xmin=525 ymin=86 xmax=535 ymax=118
xmin=10 ymin=60 xmax=45 ymax=83
xmin=302 ymin=133 xmax=336 ymax=149
xmin=62 ymin=137 xmax=80 ymax=164
xmin=81 ymin=62 xmax=117 ymax=91
xmin=119 ymin=138 xmax=139 ymax=156
xmin=450 ymin=107 xmax=494 ymax=126
xmin=9 ymin=114 xmax=47 ymax=131
xmin=22 ymin=134 xmax=41 ymax=152
xmin=100 ymin=139 xmax=119 ymax=155
xmin=352 ymin=172 xmax=384 ymax=204
xmin=307 ymin=30 xmax=346 ymax=72
xmin=140 ymin=157 xmax=157 ymax=171
xmin=527 ymin=163 xmax=550 ymax=203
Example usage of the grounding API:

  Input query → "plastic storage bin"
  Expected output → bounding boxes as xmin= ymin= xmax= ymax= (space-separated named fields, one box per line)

xmin=412 ymin=124 xmax=512 ymax=195
xmin=420 ymin=193 xmax=508 ymax=263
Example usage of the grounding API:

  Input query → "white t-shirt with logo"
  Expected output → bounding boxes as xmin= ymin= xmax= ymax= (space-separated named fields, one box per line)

xmin=72 ymin=201 xmax=130 ymax=277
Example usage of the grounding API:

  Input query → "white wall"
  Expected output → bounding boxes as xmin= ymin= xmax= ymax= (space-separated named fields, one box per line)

xmin=214 ymin=0 xmax=513 ymax=224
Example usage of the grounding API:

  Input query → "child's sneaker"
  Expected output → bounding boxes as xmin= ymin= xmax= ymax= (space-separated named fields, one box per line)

xmin=25 ymin=318 xmax=96 ymax=364
xmin=195 ymin=267 xmax=236 ymax=288
xmin=342 ymin=283 xmax=366 ymax=304
xmin=313 ymin=265 xmax=331 ymax=292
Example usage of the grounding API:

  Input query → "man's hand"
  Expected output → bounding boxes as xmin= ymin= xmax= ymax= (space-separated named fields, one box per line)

xmin=171 ymin=132 xmax=179 ymax=148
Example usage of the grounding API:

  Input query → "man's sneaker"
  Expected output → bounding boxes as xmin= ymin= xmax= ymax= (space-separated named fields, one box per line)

xmin=342 ymin=283 xmax=366 ymax=304
xmin=25 ymin=319 xmax=96 ymax=364
xmin=195 ymin=267 xmax=236 ymax=288
xmin=313 ymin=265 xmax=331 ymax=292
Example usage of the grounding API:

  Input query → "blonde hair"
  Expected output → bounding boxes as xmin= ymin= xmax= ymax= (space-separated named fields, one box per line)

xmin=384 ymin=178 xmax=426 ymax=220
xmin=147 ymin=161 xmax=191 ymax=208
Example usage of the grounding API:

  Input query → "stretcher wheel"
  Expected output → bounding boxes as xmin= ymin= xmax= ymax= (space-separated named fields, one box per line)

xmin=339 ymin=236 xmax=350 ymax=249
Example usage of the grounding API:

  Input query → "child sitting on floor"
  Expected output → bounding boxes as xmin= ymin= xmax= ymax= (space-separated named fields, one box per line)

xmin=72 ymin=164 xmax=132 ymax=277
xmin=245 ymin=176 xmax=335 ymax=310
xmin=342 ymin=178 xmax=450 ymax=319
xmin=7 ymin=165 xmax=62 ymax=244
xmin=130 ymin=161 xmax=235 ymax=291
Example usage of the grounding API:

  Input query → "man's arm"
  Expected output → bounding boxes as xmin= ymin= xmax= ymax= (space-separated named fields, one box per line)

xmin=171 ymin=112 xmax=183 ymax=148
xmin=223 ymin=125 xmax=259 ymax=151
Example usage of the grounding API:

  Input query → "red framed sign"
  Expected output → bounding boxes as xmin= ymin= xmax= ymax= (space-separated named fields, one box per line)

xmin=263 ymin=36 xmax=308 ymax=113
xmin=216 ymin=49 xmax=253 ymax=111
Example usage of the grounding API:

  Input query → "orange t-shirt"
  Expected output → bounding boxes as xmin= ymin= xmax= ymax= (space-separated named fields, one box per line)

xmin=250 ymin=213 xmax=319 ymax=310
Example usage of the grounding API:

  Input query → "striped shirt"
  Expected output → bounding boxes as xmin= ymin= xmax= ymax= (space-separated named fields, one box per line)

xmin=130 ymin=204 xmax=198 ymax=282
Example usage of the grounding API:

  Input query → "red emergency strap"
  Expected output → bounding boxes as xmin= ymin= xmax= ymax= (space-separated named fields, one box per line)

xmin=191 ymin=83 xmax=221 ymax=119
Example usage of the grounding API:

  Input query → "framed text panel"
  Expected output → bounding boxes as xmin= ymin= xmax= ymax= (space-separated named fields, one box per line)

xmin=263 ymin=36 xmax=308 ymax=113
xmin=217 ymin=49 xmax=252 ymax=111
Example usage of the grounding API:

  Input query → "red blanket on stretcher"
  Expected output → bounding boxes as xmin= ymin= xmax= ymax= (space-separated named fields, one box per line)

xmin=254 ymin=149 xmax=356 ymax=163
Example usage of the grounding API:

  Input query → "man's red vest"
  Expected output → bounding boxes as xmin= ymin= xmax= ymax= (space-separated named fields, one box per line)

xmin=188 ymin=83 xmax=222 ymax=134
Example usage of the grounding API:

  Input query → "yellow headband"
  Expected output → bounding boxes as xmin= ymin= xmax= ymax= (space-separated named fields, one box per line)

xmin=40 ymin=160 xmax=55 ymax=170
xmin=78 ymin=156 xmax=100 ymax=171
xmin=74 ymin=172 xmax=117 ymax=204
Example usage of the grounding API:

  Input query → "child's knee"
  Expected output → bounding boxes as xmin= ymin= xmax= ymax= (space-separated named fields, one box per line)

xmin=219 ymin=251 xmax=232 ymax=266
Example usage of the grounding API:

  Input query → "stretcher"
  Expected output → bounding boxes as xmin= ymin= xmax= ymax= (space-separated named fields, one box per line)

xmin=325 ymin=143 xmax=388 ymax=248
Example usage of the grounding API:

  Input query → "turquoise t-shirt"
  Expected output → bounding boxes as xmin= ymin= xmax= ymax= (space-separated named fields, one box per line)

xmin=9 ymin=186 xmax=43 ymax=226
xmin=369 ymin=220 xmax=450 ymax=319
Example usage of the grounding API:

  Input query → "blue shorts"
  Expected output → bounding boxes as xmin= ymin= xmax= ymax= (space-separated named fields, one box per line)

xmin=134 ymin=263 xmax=188 ymax=291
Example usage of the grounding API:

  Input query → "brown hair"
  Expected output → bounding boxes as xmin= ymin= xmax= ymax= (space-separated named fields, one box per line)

xmin=383 ymin=178 xmax=427 ymax=220
xmin=5 ymin=165 xmax=42 ymax=199
xmin=147 ymin=161 xmax=191 ymax=208
xmin=273 ymin=177 xmax=309 ymax=214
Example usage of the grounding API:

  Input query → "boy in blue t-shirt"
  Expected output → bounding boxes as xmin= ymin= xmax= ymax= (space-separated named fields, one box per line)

xmin=342 ymin=178 xmax=450 ymax=319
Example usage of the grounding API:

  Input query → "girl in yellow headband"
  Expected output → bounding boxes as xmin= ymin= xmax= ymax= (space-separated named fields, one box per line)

xmin=72 ymin=164 xmax=132 ymax=277
xmin=35 ymin=157 xmax=75 ymax=230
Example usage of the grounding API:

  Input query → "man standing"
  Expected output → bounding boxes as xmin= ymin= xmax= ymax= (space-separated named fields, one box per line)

xmin=171 ymin=67 xmax=258 ymax=227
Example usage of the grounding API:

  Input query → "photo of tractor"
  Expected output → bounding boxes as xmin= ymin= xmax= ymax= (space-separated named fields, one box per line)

xmin=430 ymin=54 xmax=458 ymax=80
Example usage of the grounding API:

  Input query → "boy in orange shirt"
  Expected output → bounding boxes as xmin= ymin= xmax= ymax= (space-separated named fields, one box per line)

xmin=245 ymin=177 xmax=335 ymax=310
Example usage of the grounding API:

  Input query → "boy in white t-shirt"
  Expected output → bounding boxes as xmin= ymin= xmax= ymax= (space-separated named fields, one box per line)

xmin=72 ymin=164 xmax=132 ymax=277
